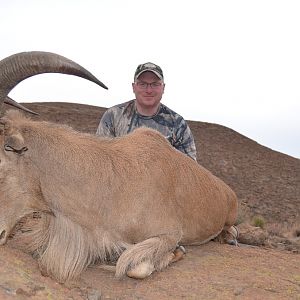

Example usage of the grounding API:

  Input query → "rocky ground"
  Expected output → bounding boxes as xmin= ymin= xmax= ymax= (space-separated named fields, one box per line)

xmin=1 ymin=102 xmax=299 ymax=299
xmin=1 ymin=242 xmax=299 ymax=300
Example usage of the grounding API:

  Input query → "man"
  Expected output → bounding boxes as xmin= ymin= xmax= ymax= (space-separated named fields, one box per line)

xmin=96 ymin=62 xmax=197 ymax=161
xmin=96 ymin=64 xmax=239 ymax=252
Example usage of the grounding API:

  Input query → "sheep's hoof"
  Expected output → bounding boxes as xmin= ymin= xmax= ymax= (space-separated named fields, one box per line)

xmin=214 ymin=225 xmax=240 ymax=246
xmin=171 ymin=245 xmax=186 ymax=263
xmin=126 ymin=261 xmax=155 ymax=279
xmin=226 ymin=225 xmax=239 ymax=246
xmin=38 ymin=261 xmax=49 ymax=278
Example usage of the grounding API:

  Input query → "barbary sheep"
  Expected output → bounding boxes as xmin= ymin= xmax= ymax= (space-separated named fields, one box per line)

xmin=0 ymin=51 xmax=238 ymax=282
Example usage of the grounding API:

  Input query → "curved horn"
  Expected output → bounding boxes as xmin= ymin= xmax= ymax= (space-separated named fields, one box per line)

xmin=4 ymin=96 xmax=39 ymax=115
xmin=0 ymin=51 xmax=108 ymax=112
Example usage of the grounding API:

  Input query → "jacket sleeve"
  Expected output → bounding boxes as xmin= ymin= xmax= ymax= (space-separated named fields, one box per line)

xmin=96 ymin=109 xmax=115 ymax=137
xmin=174 ymin=119 xmax=198 ymax=161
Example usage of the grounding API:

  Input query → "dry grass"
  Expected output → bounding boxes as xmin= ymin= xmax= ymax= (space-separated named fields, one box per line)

xmin=265 ymin=221 xmax=300 ymax=253
xmin=235 ymin=201 xmax=251 ymax=225
xmin=267 ymin=221 xmax=300 ymax=238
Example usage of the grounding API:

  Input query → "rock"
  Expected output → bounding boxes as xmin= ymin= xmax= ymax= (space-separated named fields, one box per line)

xmin=237 ymin=223 xmax=268 ymax=246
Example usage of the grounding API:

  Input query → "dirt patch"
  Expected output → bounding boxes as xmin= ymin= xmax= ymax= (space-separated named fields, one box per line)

xmin=1 ymin=242 xmax=299 ymax=300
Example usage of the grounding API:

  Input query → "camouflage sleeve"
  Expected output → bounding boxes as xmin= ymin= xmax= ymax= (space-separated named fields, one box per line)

xmin=173 ymin=119 xmax=197 ymax=161
xmin=96 ymin=109 xmax=115 ymax=137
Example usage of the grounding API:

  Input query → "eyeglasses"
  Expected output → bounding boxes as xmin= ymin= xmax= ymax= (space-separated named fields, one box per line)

xmin=135 ymin=81 xmax=163 ymax=89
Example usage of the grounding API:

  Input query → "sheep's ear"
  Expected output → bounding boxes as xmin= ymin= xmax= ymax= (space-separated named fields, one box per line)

xmin=0 ymin=127 xmax=4 ymax=147
xmin=4 ymin=97 xmax=39 ymax=115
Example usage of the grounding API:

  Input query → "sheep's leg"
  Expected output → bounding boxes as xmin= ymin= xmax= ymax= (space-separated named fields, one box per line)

xmin=126 ymin=260 xmax=156 ymax=279
xmin=116 ymin=233 xmax=181 ymax=279
xmin=214 ymin=225 xmax=239 ymax=246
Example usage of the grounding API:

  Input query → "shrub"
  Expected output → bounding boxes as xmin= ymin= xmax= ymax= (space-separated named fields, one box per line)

xmin=252 ymin=215 xmax=266 ymax=229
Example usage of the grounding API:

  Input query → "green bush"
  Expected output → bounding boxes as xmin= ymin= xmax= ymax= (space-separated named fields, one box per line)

xmin=252 ymin=216 xmax=266 ymax=229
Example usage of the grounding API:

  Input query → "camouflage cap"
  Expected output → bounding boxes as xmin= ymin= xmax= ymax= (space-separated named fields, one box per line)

xmin=134 ymin=62 xmax=164 ymax=81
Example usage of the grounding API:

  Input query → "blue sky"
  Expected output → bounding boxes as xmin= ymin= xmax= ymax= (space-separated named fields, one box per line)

xmin=1 ymin=0 xmax=299 ymax=158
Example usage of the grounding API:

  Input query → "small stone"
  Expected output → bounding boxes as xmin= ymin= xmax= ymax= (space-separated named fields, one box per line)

xmin=87 ymin=288 xmax=102 ymax=300
xmin=233 ymin=287 xmax=244 ymax=296
xmin=16 ymin=287 xmax=34 ymax=297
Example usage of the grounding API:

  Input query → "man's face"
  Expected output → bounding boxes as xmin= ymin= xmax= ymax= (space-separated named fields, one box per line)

xmin=132 ymin=71 xmax=165 ymax=111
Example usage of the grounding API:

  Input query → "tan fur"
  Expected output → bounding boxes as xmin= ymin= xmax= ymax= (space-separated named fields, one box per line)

xmin=0 ymin=110 xmax=238 ymax=282
xmin=126 ymin=261 xmax=155 ymax=279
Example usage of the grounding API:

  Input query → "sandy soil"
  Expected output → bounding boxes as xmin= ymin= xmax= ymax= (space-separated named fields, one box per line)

xmin=1 ymin=242 xmax=299 ymax=300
